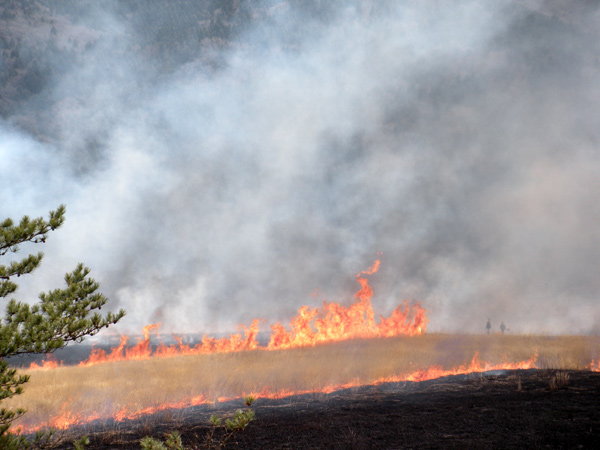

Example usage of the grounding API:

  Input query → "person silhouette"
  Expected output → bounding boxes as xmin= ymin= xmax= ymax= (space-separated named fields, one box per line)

xmin=486 ymin=319 xmax=491 ymax=335
xmin=500 ymin=322 xmax=506 ymax=334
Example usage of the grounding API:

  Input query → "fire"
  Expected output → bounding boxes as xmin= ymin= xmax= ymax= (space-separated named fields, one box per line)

xmin=401 ymin=351 xmax=538 ymax=382
xmin=267 ymin=261 xmax=426 ymax=349
xmin=28 ymin=260 xmax=427 ymax=369
xmin=27 ymin=354 xmax=60 ymax=370
xmin=12 ymin=261 xmax=600 ymax=437
xmin=14 ymin=351 xmax=541 ymax=436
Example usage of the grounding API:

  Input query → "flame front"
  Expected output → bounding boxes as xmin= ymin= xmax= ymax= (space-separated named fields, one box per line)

xmin=268 ymin=261 xmax=426 ymax=349
xmin=27 ymin=354 xmax=59 ymax=370
xmin=14 ymin=351 xmax=541 ymax=435
xmin=29 ymin=260 xmax=426 ymax=368
xmin=12 ymin=260 xmax=552 ymax=436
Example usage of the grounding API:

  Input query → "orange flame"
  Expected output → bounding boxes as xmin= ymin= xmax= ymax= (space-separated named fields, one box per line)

xmin=15 ymin=351 xmax=541 ymax=435
xmin=267 ymin=260 xmax=426 ymax=350
xmin=14 ymin=261 xmax=599 ymax=436
xmin=27 ymin=355 xmax=60 ymax=370
xmin=29 ymin=260 xmax=427 ymax=369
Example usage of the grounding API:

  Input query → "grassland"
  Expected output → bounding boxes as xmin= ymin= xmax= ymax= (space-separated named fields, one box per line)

xmin=7 ymin=333 xmax=600 ymax=433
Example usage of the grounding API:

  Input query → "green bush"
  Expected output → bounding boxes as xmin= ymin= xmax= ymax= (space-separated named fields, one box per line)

xmin=140 ymin=396 xmax=256 ymax=450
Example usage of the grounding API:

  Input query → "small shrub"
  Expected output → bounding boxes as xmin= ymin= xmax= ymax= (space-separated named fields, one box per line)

xmin=73 ymin=436 xmax=91 ymax=450
xmin=549 ymin=371 xmax=570 ymax=391
xmin=140 ymin=431 xmax=183 ymax=450
xmin=141 ymin=396 xmax=256 ymax=450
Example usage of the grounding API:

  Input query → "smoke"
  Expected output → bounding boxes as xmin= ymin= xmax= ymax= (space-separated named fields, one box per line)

xmin=2 ymin=0 xmax=600 ymax=335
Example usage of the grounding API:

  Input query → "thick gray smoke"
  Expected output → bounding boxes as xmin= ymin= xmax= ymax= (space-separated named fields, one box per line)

xmin=2 ymin=0 xmax=600 ymax=335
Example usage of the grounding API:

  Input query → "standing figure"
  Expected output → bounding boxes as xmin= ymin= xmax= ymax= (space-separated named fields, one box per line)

xmin=486 ymin=319 xmax=491 ymax=335
xmin=500 ymin=322 xmax=506 ymax=334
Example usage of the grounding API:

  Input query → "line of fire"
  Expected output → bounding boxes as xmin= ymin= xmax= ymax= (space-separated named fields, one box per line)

xmin=10 ymin=260 xmax=599 ymax=435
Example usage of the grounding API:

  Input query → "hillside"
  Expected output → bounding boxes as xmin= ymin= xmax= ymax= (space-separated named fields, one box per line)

xmin=1 ymin=0 xmax=598 ymax=140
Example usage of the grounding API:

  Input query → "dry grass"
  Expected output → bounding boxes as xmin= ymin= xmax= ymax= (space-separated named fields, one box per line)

xmin=6 ymin=333 xmax=600 ymax=432
xmin=549 ymin=370 xmax=571 ymax=391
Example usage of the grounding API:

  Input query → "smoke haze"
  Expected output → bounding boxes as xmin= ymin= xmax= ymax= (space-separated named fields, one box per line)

xmin=1 ymin=0 xmax=600 ymax=335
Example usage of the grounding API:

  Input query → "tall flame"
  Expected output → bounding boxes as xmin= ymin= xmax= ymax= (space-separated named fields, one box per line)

xmin=268 ymin=260 xmax=425 ymax=349
xmin=29 ymin=260 xmax=427 ymax=369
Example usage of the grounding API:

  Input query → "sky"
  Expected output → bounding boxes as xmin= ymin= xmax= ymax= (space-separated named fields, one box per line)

xmin=2 ymin=0 xmax=600 ymax=336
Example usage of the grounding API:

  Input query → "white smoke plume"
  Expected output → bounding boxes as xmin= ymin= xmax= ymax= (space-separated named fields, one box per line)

xmin=1 ymin=0 xmax=600 ymax=335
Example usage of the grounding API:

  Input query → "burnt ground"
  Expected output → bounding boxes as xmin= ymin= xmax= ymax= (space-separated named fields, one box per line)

xmin=55 ymin=369 xmax=600 ymax=450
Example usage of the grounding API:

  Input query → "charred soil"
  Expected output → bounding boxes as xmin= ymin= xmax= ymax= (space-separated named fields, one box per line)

xmin=57 ymin=369 xmax=600 ymax=450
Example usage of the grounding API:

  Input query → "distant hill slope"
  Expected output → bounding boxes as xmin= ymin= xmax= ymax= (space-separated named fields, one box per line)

xmin=1 ymin=0 xmax=597 ymax=145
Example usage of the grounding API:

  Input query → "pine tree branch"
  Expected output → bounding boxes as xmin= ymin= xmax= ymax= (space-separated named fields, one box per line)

xmin=0 ymin=205 xmax=65 ymax=256
xmin=0 ymin=205 xmax=125 ymax=441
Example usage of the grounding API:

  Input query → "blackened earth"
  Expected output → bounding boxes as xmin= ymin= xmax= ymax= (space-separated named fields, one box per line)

xmin=57 ymin=369 xmax=600 ymax=449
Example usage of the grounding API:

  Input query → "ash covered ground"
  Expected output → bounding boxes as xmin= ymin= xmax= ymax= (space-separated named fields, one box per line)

xmin=54 ymin=369 xmax=600 ymax=449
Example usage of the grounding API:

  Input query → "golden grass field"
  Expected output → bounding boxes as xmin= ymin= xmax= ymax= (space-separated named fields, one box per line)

xmin=7 ymin=333 xmax=600 ymax=433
